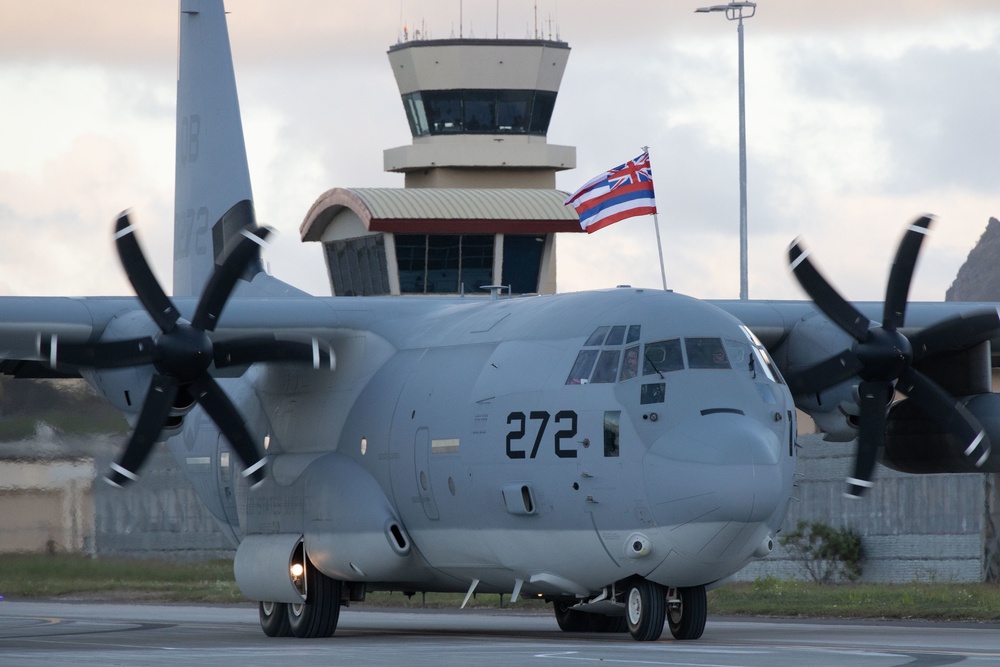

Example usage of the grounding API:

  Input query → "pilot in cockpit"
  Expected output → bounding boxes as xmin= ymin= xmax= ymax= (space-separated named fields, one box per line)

xmin=620 ymin=346 xmax=639 ymax=381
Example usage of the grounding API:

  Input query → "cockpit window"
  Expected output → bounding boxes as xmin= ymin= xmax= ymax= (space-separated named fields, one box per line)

xmin=566 ymin=349 xmax=599 ymax=384
xmin=568 ymin=324 xmax=644 ymax=385
xmin=724 ymin=338 xmax=753 ymax=374
xmin=643 ymin=339 xmax=683 ymax=376
xmin=620 ymin=346 xmax=639 ymax=381
xmin=686 ymin=337 xmax=730 ymax=369
xmin=605 ymin=325 xmax=626 ymax=346
xmin=739 ymin=325 xmax=783 ymax=384
xmin=584 ymin=327 xmax=609 ymax=346
xmin=591 ymin=350 xmax=621 ymax=383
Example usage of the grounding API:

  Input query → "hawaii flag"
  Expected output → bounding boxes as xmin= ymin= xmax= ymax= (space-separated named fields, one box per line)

xmin=563 ymin=151 xmax=657 ymax=233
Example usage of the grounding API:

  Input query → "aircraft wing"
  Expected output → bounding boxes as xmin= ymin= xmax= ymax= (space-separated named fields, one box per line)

xmin=713 ymin=299 xmax=1000 ymax=367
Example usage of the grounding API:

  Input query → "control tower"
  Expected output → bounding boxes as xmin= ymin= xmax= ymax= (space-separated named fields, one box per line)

xmin=299 ymin=35 xmax=583 ymax=297
xmin=384 ymin=38 xmax=576 ymax=189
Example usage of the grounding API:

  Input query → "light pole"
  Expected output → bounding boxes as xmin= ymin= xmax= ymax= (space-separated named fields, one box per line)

xmin=696 ymin=2 xmax=755 ymax=300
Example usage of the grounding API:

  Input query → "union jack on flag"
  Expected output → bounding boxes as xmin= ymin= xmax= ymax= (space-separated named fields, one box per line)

xmin=608 ymin=153 xmax=654 ymax=190
xmin=563 ymin=151 xmax=657 ymax=233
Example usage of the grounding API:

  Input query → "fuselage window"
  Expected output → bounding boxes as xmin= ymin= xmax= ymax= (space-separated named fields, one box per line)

xmin=686 ymin=337 xmax=730 ymax=369
xmin=640 ymin=383 xmax=665 ymax=405
xmin=591 ymin=350 xmax=621 ymax=384
xmin=620 ymin=345 xmax=639 ymax=381
xmin=566 ymin=349 xmax=599 ymax=384
xmin=604 ymin=411 xmax=621 ymax=457
xmin=643 ymin=339 xmax=683 ymax=376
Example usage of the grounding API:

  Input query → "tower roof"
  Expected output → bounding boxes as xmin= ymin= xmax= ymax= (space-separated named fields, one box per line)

xmin=301 ymin=187 xmax=582 ymax=240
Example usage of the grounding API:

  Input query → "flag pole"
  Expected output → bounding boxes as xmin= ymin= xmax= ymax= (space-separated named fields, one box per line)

xmin=644 ymin=146 xmax=668 ymax=291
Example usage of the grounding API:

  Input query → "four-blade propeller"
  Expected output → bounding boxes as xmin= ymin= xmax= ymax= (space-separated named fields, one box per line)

xmin=39 ymin=201 xmax=333 ymax=488
xmin=786 ymin=216 xmax=995 ymax=497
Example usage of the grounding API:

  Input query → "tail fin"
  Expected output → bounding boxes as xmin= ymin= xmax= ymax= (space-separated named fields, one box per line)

xmin=173 ymin=0 xmax=255 ymax=297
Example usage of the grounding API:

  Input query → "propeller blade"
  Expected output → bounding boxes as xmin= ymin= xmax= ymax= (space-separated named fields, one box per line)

xmin=788 ymin=240 xmax=871 ymax=342
xmin=882 ymin=216 xmax=932 ymax=331
xmin=846 ymin=381 xmax=889 ymax=498
xmin=104 ymin=374 xmax=178 ymax=487
xmin=191 ymin=203 xmax=269 ymax=332
xmin=896 ymin=367 xmax=991 ymax=469
xmin=190 ymin=374 xmax=267 ymax=485
xmin=784 ymin=348 xmax=865 ymax=396
xmin=909 ymin=308 xmax=1000 ymax=362
xmin=39 ymin=335 xmax=158 ymax=369
xmin=114 ymin=213 xmax=180 ymax=334
xmin=213 ymin=336 xmax=335 ymax=370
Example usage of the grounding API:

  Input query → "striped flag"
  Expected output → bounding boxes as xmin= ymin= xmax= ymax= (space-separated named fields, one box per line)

xmin=564 ymin=151 xmax=657 ymax=233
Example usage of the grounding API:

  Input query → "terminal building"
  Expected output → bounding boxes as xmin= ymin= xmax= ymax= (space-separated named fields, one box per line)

xmin=299 ymin=36 xmax=583 ymax=297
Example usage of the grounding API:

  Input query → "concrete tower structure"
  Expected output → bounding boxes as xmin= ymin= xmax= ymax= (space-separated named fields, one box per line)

xmin=300 ymin=34 xmax=583 ymax=297
xmin=384 ymin=38 xmax=576 ymax=189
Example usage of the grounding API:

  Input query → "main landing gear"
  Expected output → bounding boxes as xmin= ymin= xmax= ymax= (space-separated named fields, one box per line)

xmin=553 ymin=579 xmax=707 ymax=642
xmin=258 ymin=559 xmax=342 ymax=638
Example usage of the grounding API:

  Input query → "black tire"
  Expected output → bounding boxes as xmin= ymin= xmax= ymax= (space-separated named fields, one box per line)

xmin=667 ymin=585 xmax=707 ymax=640
xmin=259 ymin=600 xmax=291 ymax=637
xmin=625 ymin=579 xmax=666 ymax=641
xmin=287 ymin=561 xmax=341 ymax=638
xmin=553 ymin=600 xmax=590 ymax=632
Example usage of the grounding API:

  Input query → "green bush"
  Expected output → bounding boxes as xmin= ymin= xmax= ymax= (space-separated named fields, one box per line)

xmin=780 ymin=520 xmax=863 ymax=583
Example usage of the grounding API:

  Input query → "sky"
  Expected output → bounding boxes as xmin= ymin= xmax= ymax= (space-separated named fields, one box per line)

xmin=1 ymin=0 xmax=998 ymax=304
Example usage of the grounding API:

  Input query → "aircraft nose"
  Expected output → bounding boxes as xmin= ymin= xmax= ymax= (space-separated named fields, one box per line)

xmin=642 ymin=412 xmax=786 ymax=525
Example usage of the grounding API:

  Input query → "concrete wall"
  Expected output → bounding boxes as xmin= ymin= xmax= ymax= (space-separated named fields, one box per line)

xmin=736 ymin=434 xmax=993 ymax=583
xmin=0 ymin=459 xmax=94 ymax=554
xmin=0 ymin=432 xmax=234 ymax=560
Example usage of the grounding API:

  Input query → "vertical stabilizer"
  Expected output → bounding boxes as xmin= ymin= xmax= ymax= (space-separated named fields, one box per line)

xmin=174 ymin=0 xmax=255 ymax=297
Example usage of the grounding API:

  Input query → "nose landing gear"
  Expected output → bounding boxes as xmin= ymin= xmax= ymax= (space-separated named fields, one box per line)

xmin=666 ymin=585 xmax=707 ymax=640
xmin=625 ymin=580 xmax=708 ymax=641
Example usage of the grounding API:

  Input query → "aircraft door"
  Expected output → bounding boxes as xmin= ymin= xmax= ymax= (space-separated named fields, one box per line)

xmin=414 ymin=427 xmax=440 ymax=520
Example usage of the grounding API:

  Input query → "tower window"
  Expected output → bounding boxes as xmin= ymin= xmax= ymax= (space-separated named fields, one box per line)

xmin=396 ymin=234 xmax=494 ymax=294
xmin=401 ymin=89 xmax=556 ymax=137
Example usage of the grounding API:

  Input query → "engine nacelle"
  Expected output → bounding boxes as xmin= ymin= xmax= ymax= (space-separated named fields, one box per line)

xmin=233 ymin=533 xmax=307 ymax=604
xmin=775 ymin=312 xmax=861 ymax=441
xmin=884 ymin=392 xmax=1000 ymax=473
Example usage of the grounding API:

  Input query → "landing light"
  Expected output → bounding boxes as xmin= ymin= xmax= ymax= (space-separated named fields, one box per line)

xmin=290 ymin=562 xmax=304 ymax=578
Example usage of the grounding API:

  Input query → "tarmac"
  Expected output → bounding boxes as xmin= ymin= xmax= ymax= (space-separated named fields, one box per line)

xmin=1 ymin=600 xmax=999 ymax=666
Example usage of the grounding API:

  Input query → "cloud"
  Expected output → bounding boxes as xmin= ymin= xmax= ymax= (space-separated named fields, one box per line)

xmin=1 ymin=0 xmax=997 ymax=304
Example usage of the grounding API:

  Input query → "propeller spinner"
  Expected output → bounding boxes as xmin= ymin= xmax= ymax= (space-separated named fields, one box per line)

xmin=785 ymin=216 xmax=995 ymax=497
xmin=39 ymin=201 xmax=333 ymax=488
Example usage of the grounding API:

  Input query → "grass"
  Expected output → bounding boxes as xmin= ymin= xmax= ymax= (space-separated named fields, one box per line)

xmin=708 ymin=577 xmax=1000 ymax=622
xmin=0 ymin=554 xmax=243 ymax=603
xmin=2 ymin=554 xmax=999 ymax=622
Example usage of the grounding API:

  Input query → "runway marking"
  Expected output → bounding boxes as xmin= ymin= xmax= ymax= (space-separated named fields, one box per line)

xmin=534 ymin=652 xmax=749 ymax=667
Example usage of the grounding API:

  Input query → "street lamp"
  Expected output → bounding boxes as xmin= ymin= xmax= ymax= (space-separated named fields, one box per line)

xmin=695 ymin=2 xmax=756 ymax=300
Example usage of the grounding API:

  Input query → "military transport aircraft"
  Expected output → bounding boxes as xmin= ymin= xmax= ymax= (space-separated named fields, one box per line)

xmin=4 ymin=0 xmax=999 ymax=643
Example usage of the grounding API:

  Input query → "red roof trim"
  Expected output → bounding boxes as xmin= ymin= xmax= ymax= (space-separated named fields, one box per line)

xmin=369 ymin=219 xmax=583 ymax=234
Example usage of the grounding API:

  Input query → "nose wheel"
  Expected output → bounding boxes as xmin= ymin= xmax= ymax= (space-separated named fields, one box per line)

xmin=625 ymin=579 xmax=666 ymax=641
xmin=666 ymin=585 xmax=707 ymax=640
